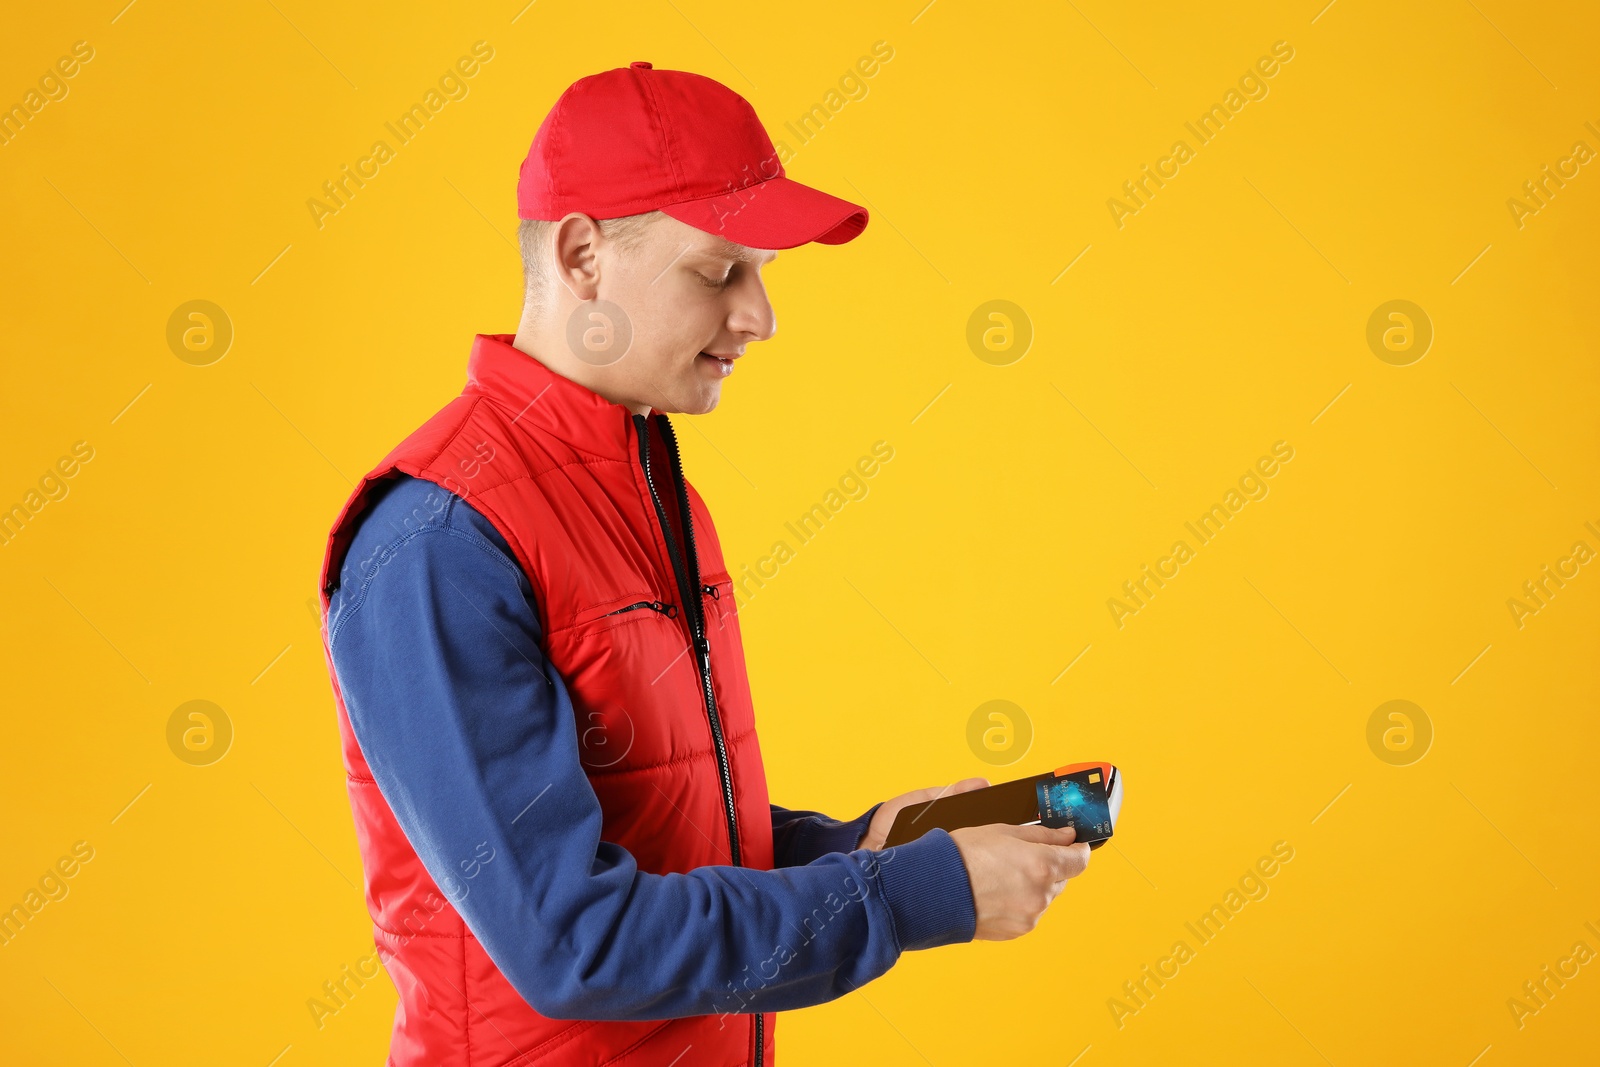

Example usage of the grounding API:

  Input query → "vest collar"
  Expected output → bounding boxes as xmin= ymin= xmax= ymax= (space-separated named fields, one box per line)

xmin=464 ymin=333 xmax=642 ymax=460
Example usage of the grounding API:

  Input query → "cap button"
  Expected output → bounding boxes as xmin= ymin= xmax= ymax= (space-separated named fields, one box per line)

xmin=630 ymin=61 xmax=653 ymax=69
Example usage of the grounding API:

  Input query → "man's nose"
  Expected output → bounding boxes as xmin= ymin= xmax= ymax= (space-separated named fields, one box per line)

xmin=729 ymin=284 xmax=777 ymax=344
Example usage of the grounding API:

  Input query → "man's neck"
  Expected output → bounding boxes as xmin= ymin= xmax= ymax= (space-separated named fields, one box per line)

xmin=508 ymin=327 xmax=650 ymax=417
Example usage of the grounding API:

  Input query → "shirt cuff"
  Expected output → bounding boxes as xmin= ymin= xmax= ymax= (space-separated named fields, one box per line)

xmin=788 ymin=802 xmax=882 ymax=863
xmin=868 ymin=827 xmax=978 ymax=952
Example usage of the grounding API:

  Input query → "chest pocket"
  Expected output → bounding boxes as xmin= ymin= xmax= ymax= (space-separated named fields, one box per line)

xmin=699 ymin=575 xmax=736 ymax=640
xmin=544 ymin=587 xmax=700 ymax=776
xmin=562 ymin=592 xmax=680 ymax=637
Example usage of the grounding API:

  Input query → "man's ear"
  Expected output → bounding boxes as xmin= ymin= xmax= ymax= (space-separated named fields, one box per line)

xmin=551 ymin=213 xmax=602 ymax=301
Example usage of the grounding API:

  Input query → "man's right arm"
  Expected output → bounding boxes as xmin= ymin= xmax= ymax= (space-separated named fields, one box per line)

xmin=324 ymin=475 xmax=977 ymax=1021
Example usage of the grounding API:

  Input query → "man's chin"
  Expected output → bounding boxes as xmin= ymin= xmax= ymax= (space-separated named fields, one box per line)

xmin=654 ymin=383 xmax=721 ymax=416
xmin=675 ymin=385 xmax=726 ymax=415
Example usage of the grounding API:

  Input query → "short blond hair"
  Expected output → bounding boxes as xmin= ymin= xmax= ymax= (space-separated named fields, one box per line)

xmin=517 ymin=211 xmax=665 ymax=316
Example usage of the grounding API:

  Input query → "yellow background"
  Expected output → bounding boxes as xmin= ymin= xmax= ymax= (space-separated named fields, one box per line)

xmin=2 ymin=0 xmax=1597 ymax=1063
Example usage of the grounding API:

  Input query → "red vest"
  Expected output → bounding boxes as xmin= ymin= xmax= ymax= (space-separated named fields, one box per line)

xmin=318 ymin=333 xmax=777 ymax=1066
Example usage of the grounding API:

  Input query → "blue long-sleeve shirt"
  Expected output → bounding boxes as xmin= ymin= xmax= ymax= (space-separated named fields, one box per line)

xmin=324 ymin=473 xmax=976 ymax=1020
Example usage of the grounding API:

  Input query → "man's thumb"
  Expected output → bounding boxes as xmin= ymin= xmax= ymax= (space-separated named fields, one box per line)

xmin=1012 ymin=823 xmax=1078 ymax=845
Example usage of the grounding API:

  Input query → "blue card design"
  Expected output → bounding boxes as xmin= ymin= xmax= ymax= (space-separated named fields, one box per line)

xmin=1036 ymin=768 xmax=1115 ymax=844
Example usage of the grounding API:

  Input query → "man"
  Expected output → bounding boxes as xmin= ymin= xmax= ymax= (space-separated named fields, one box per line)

xmin=317 ymin=62 xmax=1090 ymax=1066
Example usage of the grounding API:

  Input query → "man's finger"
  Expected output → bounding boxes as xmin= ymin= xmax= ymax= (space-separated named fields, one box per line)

xmin=1050 ymin=841 xmax=1091 ymax=880
xmin=1008 ymin=823 xmax=1078 ymax=846
xmin=901 ymin=778 xmax=990 ymax=809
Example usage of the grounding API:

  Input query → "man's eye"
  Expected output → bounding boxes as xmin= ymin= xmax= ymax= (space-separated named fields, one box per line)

xmin=696 ymin=270 xmax=731 ymax=290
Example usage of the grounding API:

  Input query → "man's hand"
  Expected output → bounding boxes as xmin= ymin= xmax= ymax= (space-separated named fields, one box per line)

xmin=856 ymin=777 xmax=992 ymax=852
xmin=948 ymin=823 xmax=1091 ymax=940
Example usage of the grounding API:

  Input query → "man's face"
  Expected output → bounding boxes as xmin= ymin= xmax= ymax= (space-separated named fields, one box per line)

xmin=589 ymin=214 xmax=779 ymax=416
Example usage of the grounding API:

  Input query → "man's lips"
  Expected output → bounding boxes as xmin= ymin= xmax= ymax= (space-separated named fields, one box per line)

xmin=697 ymin=351 xmax=737 ymax=376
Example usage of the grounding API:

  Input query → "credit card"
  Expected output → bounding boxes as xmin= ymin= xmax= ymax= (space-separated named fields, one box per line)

xmin=1036 ymin=768 xmax=1114 ymax=844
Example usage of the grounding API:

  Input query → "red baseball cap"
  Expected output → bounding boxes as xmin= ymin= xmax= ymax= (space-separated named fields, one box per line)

xmin=517 ymin=61 xmax=868 ymax=250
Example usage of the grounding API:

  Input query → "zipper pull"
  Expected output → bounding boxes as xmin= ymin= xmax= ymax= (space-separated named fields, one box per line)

xmin=601 ymin=599 xmax=678 ymax=618
xmin=702 ymin=583 xmax=720 ymax=601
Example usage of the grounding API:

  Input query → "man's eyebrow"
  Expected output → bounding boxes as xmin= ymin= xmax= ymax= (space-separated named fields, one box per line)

xmin=692 ymin=238 xmax=777 ymax=264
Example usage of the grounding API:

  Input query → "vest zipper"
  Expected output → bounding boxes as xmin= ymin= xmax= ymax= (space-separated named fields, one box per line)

xmin=634 ymin=413 xmax=761 ymax=1067
xmin=600 ymin=599 xmax=677 ymax=618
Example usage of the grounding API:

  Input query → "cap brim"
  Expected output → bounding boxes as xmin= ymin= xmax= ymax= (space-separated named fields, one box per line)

xmin=658 ymin=176 xmax=868 ymax=250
